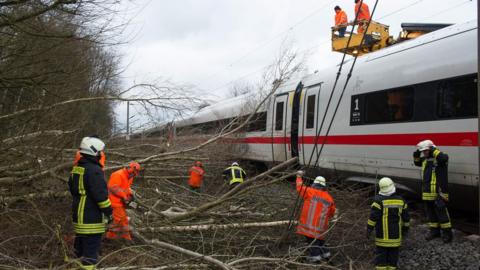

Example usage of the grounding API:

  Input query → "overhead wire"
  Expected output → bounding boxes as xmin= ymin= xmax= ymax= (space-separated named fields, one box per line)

xmin=281 ymin=0 xmax=376 ymax=239
xmin=311 ymin=0 xmax=381 ymax=170
xmin=207 ymin=0 xmax=456 ymax=95
xmin=196 ymin=0 xmax=336 ymax=87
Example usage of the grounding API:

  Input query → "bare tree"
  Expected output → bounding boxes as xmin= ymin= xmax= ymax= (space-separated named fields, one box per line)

xmin=227 ymin=80 xmax=254 ymax=98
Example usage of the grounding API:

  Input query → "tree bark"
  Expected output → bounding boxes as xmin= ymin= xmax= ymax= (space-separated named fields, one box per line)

xmin=138 ymin=220 xmax=295 ymax=233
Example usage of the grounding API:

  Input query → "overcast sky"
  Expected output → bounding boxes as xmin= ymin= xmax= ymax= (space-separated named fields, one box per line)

xmin=115 ymin=0 xmax=477 ymax=132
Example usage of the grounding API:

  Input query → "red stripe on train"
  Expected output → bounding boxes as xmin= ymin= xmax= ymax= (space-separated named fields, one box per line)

xmin=235 ymin=132 xmax=478 ymax=146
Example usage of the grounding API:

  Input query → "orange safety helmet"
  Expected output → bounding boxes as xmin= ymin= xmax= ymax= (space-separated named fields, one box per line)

xmin=126 ymin=161 xmax=141 ymax=176
xmin=194 ymin=161 xmax=203 ymax=167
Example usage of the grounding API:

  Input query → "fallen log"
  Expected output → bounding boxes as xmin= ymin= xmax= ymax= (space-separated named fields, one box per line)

xmin=138 ymin=220 xmax=295 ymax=233
xmin=133 ymin=231 xmax=236 ymax=270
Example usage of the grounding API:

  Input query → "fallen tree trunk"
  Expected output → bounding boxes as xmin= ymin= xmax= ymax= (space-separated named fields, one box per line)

xmin=138 ymin=220 xmax=295 ymax=233
xmin=133 ymin=231 xmax=236 ymax=270
xmin=99 ymin=265 xmax=208 ymax=270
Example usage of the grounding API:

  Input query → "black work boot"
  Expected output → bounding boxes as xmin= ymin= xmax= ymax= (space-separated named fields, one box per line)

xmin=442 ymin=229 xmax=453 ymax=243
xmin=425 ymin=228 xmax=441 ymax=241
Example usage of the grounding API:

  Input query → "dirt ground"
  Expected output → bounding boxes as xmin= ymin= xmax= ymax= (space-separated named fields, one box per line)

xmin=2 ymin=137 xmax=477 ymax=269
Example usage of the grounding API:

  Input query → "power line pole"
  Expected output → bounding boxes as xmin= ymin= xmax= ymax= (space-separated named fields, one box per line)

xmin=126 ymin=101 xmax=130 ymax=141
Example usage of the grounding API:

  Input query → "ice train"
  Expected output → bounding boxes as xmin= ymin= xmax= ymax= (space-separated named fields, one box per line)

xmin=151 ymin=20 xmax=479 ymax=211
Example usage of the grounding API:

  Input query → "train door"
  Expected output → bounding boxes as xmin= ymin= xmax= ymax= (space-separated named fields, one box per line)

xmin=299 ymin=84 xmax=322 ymax=166
xmin=270 ymin=93 xmax=289 ymax=162
xmin=290 ymin=82 xmax=304 ymax=158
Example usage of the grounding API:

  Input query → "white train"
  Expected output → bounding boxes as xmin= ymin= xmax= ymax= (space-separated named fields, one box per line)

xmin=158 ymin=20 xmax=479 ymax=210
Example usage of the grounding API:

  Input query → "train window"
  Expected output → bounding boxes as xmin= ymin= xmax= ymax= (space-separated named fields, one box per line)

xmin=306 ymin=95 xmax=316 ymax=129
xmin=246 ymin=112 xmax=267 ymax=132
xmin=437 ymin=75 xmax=477 ymax=119
xmin=275 ymin=102 xmax=284 ymax=130
xmin=364 ymin=87 xmax=413 ymax=124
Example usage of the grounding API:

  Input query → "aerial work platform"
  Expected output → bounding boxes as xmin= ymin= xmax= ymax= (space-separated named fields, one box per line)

xmin=331 ymin=20 xmax=393 ymax=56
xmin=331 ymin=21 xmax=452 ymax=57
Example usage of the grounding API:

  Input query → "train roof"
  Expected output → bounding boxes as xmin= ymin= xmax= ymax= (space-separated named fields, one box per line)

xmin=174 ymin=91 xmax=267 ymax=127
xmin=169 ymin=19 xmax=477 ymax=129
xmin=292 ymin=19 xmax=478 ymax=90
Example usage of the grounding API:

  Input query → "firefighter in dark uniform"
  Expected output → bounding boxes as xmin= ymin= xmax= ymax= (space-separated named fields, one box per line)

xmin=223 ymin=162 xmax=246 ymax=189
xmin=367 ymin=177 xmax=410 ymax=270
xmin=413 ymin=139 xmax=452 ymax=243
xmin=68 ymin=136 xmax=113 ymax=270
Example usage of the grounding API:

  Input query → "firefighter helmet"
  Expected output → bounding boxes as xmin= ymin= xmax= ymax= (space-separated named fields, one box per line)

xmin=232 ymin=162 xmax=239 ymax=166
xmin=79 ymin=137 xmax=105 ymax=156
xmin=417 ymin=140 xmax=435 ymax=151
xmin=313 ymin=176 xmax=326 ymax=186
xmin=379 ymin=177 xmax=395 ymax=195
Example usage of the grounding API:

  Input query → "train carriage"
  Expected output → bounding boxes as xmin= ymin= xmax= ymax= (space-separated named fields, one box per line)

xmin=172 ymin=20 xmax=478 ymax=211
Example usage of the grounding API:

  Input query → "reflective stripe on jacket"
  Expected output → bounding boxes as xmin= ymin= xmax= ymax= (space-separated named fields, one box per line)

xmin=354 ymin=2 xmax=370 ymax=21
xmin=367 ymin=194 xmax=410 ymax=247
xmin=295 ymin=177 xmax=336 ymax=240
xmin=108 ymin=168 xmax=133 ymax=207
xmin=335 ymin=10 xmax=348 ymax=26
xmin=413 ymin=148 xmax=449 ymax=201
xmin=68 ymin=156 xmax=112 ymax=234
xmin=188 ymin=166 xmax=205 ymax=188
xmin=223 ymin=166 xmax=246 ymax=185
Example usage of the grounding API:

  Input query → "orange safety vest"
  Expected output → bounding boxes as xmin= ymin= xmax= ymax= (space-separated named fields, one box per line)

xmin=335 ymin=10 xmax=348 ymax=26
xmin=296 ymin=177 xmax=336 ymax=240
xmin=355 ymin=2 xmax=370 ymax=22
xmin=108 ymin=168 xmax=133 ymax=207
xmin=188 ymin=165 xmax=205 ymax=188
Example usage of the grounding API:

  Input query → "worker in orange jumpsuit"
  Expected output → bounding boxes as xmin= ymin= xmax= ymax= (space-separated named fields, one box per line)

xmin=188 ymin=161 xmax=205 ymax=191
xmin=106 ymin=161 xmax=141 ymax=241
xmin=334 ymin=6 xmax=348 ymax=37
xmin=354 ymin=0 xmax=370 ymax=33
xmin=296 ymin=171 xmax=336 ymax=264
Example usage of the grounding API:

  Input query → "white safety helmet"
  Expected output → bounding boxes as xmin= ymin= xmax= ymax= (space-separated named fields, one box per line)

xmin=416 ymin=140 xmax=435 ymax=151
xmin=313 ymin=176 xmax=326 ymax=187
xmin=378 ymin=177 xmax=396 ymax=196
xmin=232 ymin=162 xmax=239 ymax=166
xmin=79 ymin=136 xmax=105 ymax=156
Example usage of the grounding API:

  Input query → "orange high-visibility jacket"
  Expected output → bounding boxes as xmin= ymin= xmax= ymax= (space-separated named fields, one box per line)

xmin=296 ymin=177 xmax=336 ymax=240
xmin=188 ymin=165 xmax=205 ymax=188
xmin=355 ymin=2 xmax=371 ymax=22
xmin=108 ymin=168 xmax=133 ymax=207
xmin=335 ymin=10 xmax=348 ymax=26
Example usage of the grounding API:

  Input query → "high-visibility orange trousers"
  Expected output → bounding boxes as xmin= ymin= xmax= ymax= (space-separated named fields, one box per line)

xmin=106 ymin=206 xmax=131 ymax=240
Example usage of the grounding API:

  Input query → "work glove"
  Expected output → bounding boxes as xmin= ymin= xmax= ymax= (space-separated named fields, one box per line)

xmin=439 ymin=192 xmax=448 ymax=202
xmin=413 ymin=150 xmax=420 ymax=158
xmin=105 ymin=214 xmax=113 ymax=225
